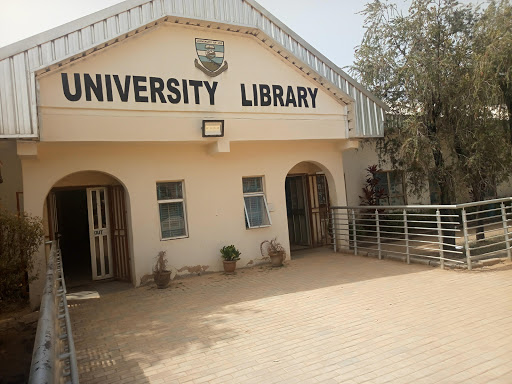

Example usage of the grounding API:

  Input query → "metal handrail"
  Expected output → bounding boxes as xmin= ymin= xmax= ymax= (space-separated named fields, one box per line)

xmin=330 ymin=197 xmax=512 ymax=270
xmin=29 ymin=240 xmax=79 ymax=384
xmin=331 ymin=196 xmax=512 ymax=211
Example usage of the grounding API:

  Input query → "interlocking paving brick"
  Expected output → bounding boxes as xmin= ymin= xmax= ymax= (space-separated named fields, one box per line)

xmin=69 ymin=249 xmax=512 ymax=383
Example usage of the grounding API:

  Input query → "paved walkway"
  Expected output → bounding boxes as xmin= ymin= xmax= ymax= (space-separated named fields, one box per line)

xmin=69 ymin=248 xmax=512 ymax=384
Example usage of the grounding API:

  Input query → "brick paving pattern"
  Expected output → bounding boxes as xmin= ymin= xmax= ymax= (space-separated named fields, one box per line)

xmin=69 ymin=248 xmax=512 ymax=383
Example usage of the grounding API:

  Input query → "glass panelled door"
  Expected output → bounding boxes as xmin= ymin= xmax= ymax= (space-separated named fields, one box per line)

xmin=87 ymin=187 xmax=113 ymax=280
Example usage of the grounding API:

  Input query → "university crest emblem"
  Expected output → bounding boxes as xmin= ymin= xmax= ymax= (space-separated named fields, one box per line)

xmin=194 ymin=38 xmax=228 ymax=77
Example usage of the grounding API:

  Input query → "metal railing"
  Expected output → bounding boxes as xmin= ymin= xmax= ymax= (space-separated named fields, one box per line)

xmin=29 ymin=240 xmax=79 ymax=384
xmin=330 ymin=197 xmax=512 ymax=270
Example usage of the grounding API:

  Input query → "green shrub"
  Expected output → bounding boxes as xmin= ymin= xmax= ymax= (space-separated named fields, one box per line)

xmin=220 ymin=245 xmax=241 ymax=261
xmin=0 ymin=210 xmax=44 ymax=302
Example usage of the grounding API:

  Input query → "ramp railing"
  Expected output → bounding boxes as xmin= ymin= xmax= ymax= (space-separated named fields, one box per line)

xmin=330 ymin=197 xmax=512 ymax=269
xmin=29 ymin=240 xmax=79 ymax=384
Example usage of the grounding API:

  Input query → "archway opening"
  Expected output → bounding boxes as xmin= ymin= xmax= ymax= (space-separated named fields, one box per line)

xmin=45 ymin=171 xmax=132 ymax=288
xmin=285 ymin=162 xmax=332 ymax=253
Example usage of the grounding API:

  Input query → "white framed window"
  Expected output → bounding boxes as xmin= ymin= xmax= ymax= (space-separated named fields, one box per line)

xmin=156 ymin=181 xmax=188 ymax=240
xmin=376 ymin=171 xmax=406 ymax=205
xmin=242 ymin=177 xmax=272 ymax=229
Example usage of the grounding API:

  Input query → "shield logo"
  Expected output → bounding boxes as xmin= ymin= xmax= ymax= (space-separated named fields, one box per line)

xmin=194 ymin=38 xmax=228 ymax=77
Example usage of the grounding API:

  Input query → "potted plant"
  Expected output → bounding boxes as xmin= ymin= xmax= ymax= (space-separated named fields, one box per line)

xmin=220 ymin=245 xmax=241 ymax=273
xmin=153 ymin=251 xmax=172 ymax=288
xmin=260 ymin=238 xmax=286 ymax=267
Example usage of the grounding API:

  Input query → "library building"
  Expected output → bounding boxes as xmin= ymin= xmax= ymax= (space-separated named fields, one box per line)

xmin=0 ymin=0 xmax=386 ymax=305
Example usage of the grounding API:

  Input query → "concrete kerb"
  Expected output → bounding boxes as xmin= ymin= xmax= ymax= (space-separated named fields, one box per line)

xmin=345 ymin=249 xmax=509 ymax=270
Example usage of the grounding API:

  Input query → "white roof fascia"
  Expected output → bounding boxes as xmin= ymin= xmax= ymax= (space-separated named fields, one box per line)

xmin=244 ymin=0 xmax=388 ymax=112
xmin=0 ymin=0 xmax=150 ymax=60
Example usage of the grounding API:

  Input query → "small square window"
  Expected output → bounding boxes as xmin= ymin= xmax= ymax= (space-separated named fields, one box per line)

xmin=157 ymin=181 xmax=188 ymax=239
xmin=242 ymin=177 xmax=271 ymax=229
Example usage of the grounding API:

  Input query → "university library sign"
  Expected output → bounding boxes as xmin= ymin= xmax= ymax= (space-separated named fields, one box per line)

xmin=60 ymin=73 xmax=319 ymax=109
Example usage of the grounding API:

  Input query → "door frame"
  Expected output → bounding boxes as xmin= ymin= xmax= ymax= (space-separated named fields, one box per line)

xmin=286 ymin=172 xmax=331 ymax=248
xmin=48 ymin=183 xmax=132 ymax=283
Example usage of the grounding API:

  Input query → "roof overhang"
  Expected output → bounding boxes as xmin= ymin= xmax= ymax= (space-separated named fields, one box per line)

xmin=0 ymin=0 xmax=387 ymax=139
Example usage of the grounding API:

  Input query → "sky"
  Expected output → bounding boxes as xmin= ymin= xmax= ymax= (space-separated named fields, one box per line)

xmin=0 ymin=0 xmax=477 ymax=70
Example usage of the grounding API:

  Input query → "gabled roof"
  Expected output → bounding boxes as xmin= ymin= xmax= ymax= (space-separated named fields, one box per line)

xmin=0 ymin=0 xmax=387 ymax=139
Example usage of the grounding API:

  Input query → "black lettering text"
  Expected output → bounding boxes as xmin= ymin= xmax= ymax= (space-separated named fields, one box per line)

xmin=166 ymin=78 xmax=181 ymax=104
xmin=308 ymin=87 xmax=318 ymax=108
xmin=104 ymin=75 xmax=113 ymax=102
xmin=241 ymin=84 xmax=252 ymax=106
xmin=113 ymin=75 xmax=131 ymax=102
xmin=272 ymin=85 xmax=284 ymax=107
xmin=188 ymin=80 xmax=203 ymax=105
xmin=133 ymin=76 xmax=148 ymax=102
xmin=61 ymin=73 xmax=82 ymax=101
xmin=285 ymin=86 xmax=297 ymax=107
xmin=182 ymin=80 xmax=189 ymax=104
xmin=297 ymin=87 xmax=308 ymax=108
xmin=204 ymin=81 xmax=218 ymax=105
xmin=259 ymin=84 xmax=271 ymax=106
xmin=252 ymin=84 xmax=259 ymax=106
xmin=84 ymin=73 xmax=103 ymax=102
xmin=150 ymin=77 xmax=166 ymax=103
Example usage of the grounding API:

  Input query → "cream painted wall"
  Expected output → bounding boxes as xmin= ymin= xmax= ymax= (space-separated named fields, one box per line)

xmin=23 ymin=141 xmax=347 ymax=304
xmin=0 ymin=141 xmax=23 ymax=213
xmin=288 ymin=162 xmax=323 ymax=175
xmin=498 ymin=182 xmax=512 ymax=198
xmin=37 ymin=24 xmax=347 ymax=143
xmin=53 ymin=171 xmax=120 ymax=188
xmin=342 ymin=141 xmax=430 ymax=206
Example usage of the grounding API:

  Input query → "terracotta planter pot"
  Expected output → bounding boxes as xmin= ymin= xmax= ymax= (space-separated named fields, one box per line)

xmin=269 ymin=251 xmax=285 ymax=267
xmin=223 ymin=260 xmax=237 ymax=273
xmin=154 ymin=270 xmax=171 ymax=288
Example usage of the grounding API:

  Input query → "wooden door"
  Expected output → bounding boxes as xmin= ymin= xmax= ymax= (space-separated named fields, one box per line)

xmin=47 ymin=191 xmax=58 ymax=242
xmin=285 ymin=175 xmax=311 ymax=246
xmin=108 ymin=186 xmax=131 ymax=281
xmin=307 ymin=174 xmax=330 ymax=246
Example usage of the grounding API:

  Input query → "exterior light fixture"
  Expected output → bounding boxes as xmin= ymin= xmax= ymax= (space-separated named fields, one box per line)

xmin=202 ymin=120 xmax=224 ymax=137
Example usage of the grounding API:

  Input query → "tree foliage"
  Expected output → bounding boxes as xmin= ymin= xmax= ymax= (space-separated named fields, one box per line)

xmin=352 ymin=0 xmax=512 ymax=203
xmin=0 ymin=210 xmax=44 ymax=303
xmin=474 ymin=0 xmax=512 ymax=143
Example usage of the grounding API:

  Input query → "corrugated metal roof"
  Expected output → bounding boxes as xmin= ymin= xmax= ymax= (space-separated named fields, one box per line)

xmin=0 ymin=0 xmax=387 ymax=139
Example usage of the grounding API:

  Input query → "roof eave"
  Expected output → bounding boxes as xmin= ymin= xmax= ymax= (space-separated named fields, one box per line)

xmin=0 ymin=0 xmax=150 ymax=60
xmin=244 ymin=0 xmax=389 ymax=111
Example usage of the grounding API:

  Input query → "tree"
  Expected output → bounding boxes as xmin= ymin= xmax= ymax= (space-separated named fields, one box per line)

xmin=473 ymin=0 xmax=512 ymax=144
xmin=0 ymin=210 xmax=43 ymax=303
xmin=352 ymin=0 xmax=512 ymax=205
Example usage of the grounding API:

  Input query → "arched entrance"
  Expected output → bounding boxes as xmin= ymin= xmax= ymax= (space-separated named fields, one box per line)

xmin=45 ymin=171 xmax=132 ymax=287
xmin=285 ymin=161 xmax=332 ymax=251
